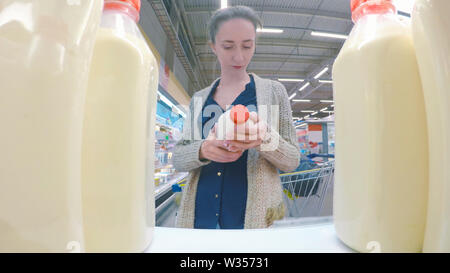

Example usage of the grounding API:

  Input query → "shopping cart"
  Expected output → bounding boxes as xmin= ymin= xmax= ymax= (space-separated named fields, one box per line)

xmin=280 ymin=156 xmax=335 ymax=217
xmin=171 ymin=155 xmax=335 ymax=217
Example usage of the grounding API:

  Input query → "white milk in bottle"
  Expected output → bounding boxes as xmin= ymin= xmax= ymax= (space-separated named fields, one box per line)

xmin=81 ymin=0 xmax=158 ymax=252
xmin=0 ymin=0 xmax=103 ymax=252
xmin=216 ymin=105 xmax=255 ymax=140
xmin=412 ymin=0 xmax=450 ymax=253
xmin=332 ymin=0 xmax=428 ymax=252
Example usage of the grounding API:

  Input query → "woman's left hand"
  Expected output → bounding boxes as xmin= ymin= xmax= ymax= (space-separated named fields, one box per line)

xmin=225 ymin=112 xmax=268 ymax=151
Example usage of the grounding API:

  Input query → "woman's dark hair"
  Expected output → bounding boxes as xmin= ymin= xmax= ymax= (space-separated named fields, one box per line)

xmin=207 ymin=5 xmax=263 ymax=44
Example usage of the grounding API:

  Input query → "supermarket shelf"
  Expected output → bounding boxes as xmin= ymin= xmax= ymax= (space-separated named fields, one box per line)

xmin=155 ymin=172 xmax=188 ymax=217
xmin=156 ymin=196 xmax=178 ymax=227
xmin=155 ymin=172 xmax=188 ymax=199
xmin=155 ymin=191 xmax=176 ymax=216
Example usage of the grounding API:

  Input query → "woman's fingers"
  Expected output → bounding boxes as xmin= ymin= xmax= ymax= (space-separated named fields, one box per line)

xmin=213 ymin=152 xmax=242 ymax=162
xmin=207 ymin=126 xmax=217 ymax=141
xmin=246 ymin=124 xmax=259 ymax=136
xmin=235 ymin=123 xmax=258 ymax=138
xmin=227 ymin=141 xmax=246 ymax=151
xmin=227 ymin=145 xmax=242 ymax=153
xmin=235 ymin=134 xmax=257 ymax=142
xmin=235 ymin=119 xmax=265 ymax=138
xmin=228 ymin=139 xmax=262 ymax=151
xmin=229 ymin=112 xmax=265 ymax=140
xmin=249 ymin=111 xmax=259 ymax=123
xmin=229 ymin=122 xmax=267 ymax=142
xmin=209 ymin=143 xmax=243 ymax=162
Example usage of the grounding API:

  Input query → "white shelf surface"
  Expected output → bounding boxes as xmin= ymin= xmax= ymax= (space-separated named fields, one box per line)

xmin=146 ymin=222 xmax=354 ymax=253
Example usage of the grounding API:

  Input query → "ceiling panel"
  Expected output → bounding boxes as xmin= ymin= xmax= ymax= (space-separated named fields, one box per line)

xmin=171 ymin=0 xmax=348 ymax=120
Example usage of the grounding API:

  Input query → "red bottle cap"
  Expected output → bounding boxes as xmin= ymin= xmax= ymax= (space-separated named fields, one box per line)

xmin=351 ymin=0 xmax=396 ymax=23
xmin=104 ymin=0 xmax=141 ymax=22
xmin=229 ymin=105 xmax=250 ymax=124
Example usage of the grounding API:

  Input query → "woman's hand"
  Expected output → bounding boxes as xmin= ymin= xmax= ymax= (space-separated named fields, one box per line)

xmin=199 ymin=125 xmax=244 ymax=163
xmin=227 ymin=112 xmax=268 ymax=151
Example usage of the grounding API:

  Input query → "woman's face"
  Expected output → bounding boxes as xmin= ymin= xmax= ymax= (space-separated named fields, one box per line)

xmin=210 ymin=18 xmax=256 ymax=74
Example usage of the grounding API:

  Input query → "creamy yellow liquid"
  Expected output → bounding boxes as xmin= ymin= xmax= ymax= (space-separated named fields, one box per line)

xmin=0 ymin=0 xmax=102 ymax=252
xmin=332 ymin=15 xmax=428 ymax=252
xmin=81 ymin=28 xmax=158 ymax=252
xmin=412 ymin=0 xmax=450 ymax=253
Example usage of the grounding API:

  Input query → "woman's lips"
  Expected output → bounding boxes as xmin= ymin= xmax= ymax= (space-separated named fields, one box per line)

xmin=233 ymin=66 xmax=243 ymax=69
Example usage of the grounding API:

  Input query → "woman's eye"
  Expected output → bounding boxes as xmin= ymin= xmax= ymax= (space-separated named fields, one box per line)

xmin=224 ymin=47 xmax=232 ymax=50
xmin=244 ymin=47 xmax=251 ymax=49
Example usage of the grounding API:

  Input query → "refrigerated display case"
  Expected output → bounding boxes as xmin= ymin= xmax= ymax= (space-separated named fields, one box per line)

xmin=154 ymin=122 xmax=187 ymax=186
xmin=327 ymin=122 xmax=335 ymax=155
xmin=154 ymin=92 xmax=188 ymax=216
xmin=295 ymin=121 xmax=335 ymax=156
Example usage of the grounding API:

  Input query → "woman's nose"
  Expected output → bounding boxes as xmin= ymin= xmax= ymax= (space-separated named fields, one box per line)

xmin=233 ymin=49 xmax=244 ymax=63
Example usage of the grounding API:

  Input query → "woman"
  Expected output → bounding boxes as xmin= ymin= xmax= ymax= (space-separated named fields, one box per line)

xmin=173 ymin=6 xmax=300 ymax=229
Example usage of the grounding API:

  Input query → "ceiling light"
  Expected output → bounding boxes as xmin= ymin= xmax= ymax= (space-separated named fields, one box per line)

xmin=314 ymin=67 xmax=329 ymax=79
xmin=158 ymin=91 xmax=186 ymax=118
xmin=293 ymin=99 xmax=311 ymax=102
xmin=257 ymin=28 xmax=284 ymax=33
xmin=158 ymin=92 xmax=173 ymax=106
xmin=288 ymin=92 xmax=297 ymax=100
xmin=174 ymin=106 xmax=186 ymax=118
xmin=296 ymin=123 xmax=307 ymax=128
xmin=299 ymin=82 xmax=310 ymax=91
xmin=304 ymin=115 xmax=310 ymax=119
xmin=278 ymin=78 xmax=304 ymax=82
xmin=311 ymin=31 xmax=348 ymax=40
xmin=301 ymin=110 xmax=315 ymax=113
xmin=320 ymin=107 xmax=328 ymax=112
xmin=311 ymin=111 xmax=318 ymax=116
xmin=318 ymin=80 xmax=333 ymax=84
xmin=221 ymin=0 xmax=227 ymax=9
xmin=331 ymin=104 xmax=335 ymax=107
xmin=320 ymin=100 xmax=334 ymax=103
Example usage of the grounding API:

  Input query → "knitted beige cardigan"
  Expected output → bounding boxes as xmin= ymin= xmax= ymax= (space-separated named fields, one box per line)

xmin=172 ymin=73 xmax=300 ymax=229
